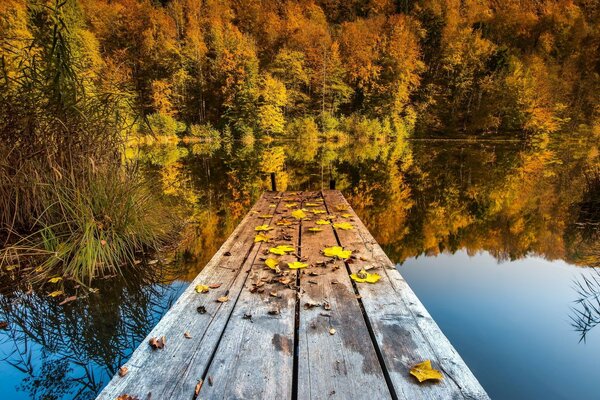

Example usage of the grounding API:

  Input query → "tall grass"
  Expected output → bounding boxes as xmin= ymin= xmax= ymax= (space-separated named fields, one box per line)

xmin=1 ymin=168 xmax=174 ymax=284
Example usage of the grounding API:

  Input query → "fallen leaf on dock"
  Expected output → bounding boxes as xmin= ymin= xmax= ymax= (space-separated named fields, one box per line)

xmin=315 ymin=219 xmax=331 ymax=225
xmin=216 ymin=296 xmax=229 ymax=303
xmin=265 ymin=258 xmax=279 ymax=269
xmin=340 ymin=213 xmax=353 ymax=218
xmin=208 ymin=283 xmax=221 ymax=289
xmin=118 ymin=366 xmax=129 ymax=377
xmin=197 ymin=306 xmax=207 ymax=314
xmin=334 ymin=204 xmax=348 ymax=211
xmin=308 ymin=227 xmax=323 ymax=232
xmin=332 ymin=222 xmax=353 ymax=230
xmin=184 ymin=332 xmax=192 ymax=339
xmin=195 ymin=379 xmax=203 ymax=395
xmin=291 ymin=209 xmax=307 ymax=219
xmin=254 ymin=225 xmax=273 ymax=232
xmin=195 ymin=285 xmax=210 ymax=293
xmin=269 ymin=245 xmax=295 ymax=255
xmin=329 ymin=328 xmax=336 ymax=335
xmin=149 ymin=336 xmax=166 ymax=350
xmin=259 ymin=214 xmax=273 ymax=218
xmin=277 ymin=219 xmax=293 ymax=226
xmin=350 ymin=269 xmax=380 ymax=283
xmin=285 ymin=203 xmax=298 ymax=208
xmin=117 ymin=395 xmax=139 ymax=400
xmin=311 ymin=209 xmax=326 ymax=214
xmin=322 ymin=246 xmax=352 ymax=259
xmin=254 ymin=233 xmax=270 ymax=243
xmin=288 ymin=261 xmax=308 ymax=269
xmin=410 ymin=360 xmax=443 ymax=383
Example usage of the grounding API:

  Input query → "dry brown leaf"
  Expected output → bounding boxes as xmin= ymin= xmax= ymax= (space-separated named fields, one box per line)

xmin=117 ymin=395 xmax=139 ymax=400
xmin=216 ymin=296 xmax=229 ymax=303
xmin=184 ymin=331 xmax=192 ymax=339
xmin=148 ymin=336 xmax=166 ymax=350
xmin=208 ymin=283 xmax=221 ymax=289
xmin=118 ymin=366 xmax=129 ymax=377
xmin=195 ymin=379 xmax=203 ymax=395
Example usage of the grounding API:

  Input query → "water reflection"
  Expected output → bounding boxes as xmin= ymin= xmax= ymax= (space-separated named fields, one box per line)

xmin=0 ymin=136 xmax=599 ymax=398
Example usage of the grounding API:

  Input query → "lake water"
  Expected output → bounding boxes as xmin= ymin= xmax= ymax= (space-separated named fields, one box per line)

xmin=1 ymin=137 xmax=599 ymax=399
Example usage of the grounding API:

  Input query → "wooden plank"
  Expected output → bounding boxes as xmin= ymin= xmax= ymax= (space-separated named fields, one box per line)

xmin=297 ymin=192 xmax=392 ymax=399
xmin=322 ymin=190 xmax=489 ymax=400
xmin=97 ymin=192 xmax=282 ymax=400
xmin=197 ymin=192 xmax=301 ymax=399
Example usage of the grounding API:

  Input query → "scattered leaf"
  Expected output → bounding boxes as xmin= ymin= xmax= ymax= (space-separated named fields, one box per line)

xmin=269 ymin=245 xmax=295 ymax=255
xmin=341 ymin=213 xmax=353 ymax=218
xmin=304 ymin=202 xmax=320 ymax=207
xmin=285 ymin=203 xmax=298 ymax=208
xmin=259 ymin=214 xmax=273 ymax=218
xmin=269 ymin=204 xmax=276 ymax=208
xmin=276 ymin=219 xmax=293 ymax=226
xmin=315 ymin=219 xmax=331 ymax=225
xmin=118 ymin=366 xmax=129 ymax=377
xmin=208 ymin=283 xmax=221 ymax=289
xmin=311 ymin=209 xmax=326 ymax=214
xmin=334 ymin=204 xmax=348 ymax=211
xmin=4 ymin=264 xmax=17 ymax=271
xmin=288 ymin=261 xmax=308 ymax=269
xmin=291 ymin=209 xmax=307 ymax=220
xmin=254 ymin=225 xmax=273 ymax=232
xmin=308 ymin=227 xmax=323 ymax=232
xmin=100 ymin=239 xmax=107 ymax=246
xmin=322 ymin=246 xmax=352 ymax=259
xmin=268 ymin=309 xmax=280 ymax=315
xmin=197 ymin=306 xmax=207 ymax=314
xmin=410 ymin=360 xmax=443 ymax=383
xmin=329 ymin=328 xmax=336 ymax=335
xmin=117 ymin=395 xmax=139 ymax=400
xmin=217 ymin=296 xmax=229 ymax=303
xmin=265 ymin=258 xmax=280 ymax=269
xmin=48 ymin=290 xmax=63 ymax=298
xmin=149 ymin=336 xmax=166 ymax=350
xmin=195 ymin=379 xmax=203 ymax=396
xmin=350 ymin=269 xmax=381 ymax=283
xmin=47 ymin=277 xmax=62 ymax=283
xmin=254 ymin=233 xmax=270 ymax=243
xmin=333 ymin=222 xmax=353 ymax=230
xmin=184 ymin=332 xmax=192 ymax=339
xmin=195 ymin=285 xmax=210 ymax=293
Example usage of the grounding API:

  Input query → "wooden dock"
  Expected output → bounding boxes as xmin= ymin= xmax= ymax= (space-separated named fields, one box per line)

xmin=98 ymin=191 xmax=489 ymax=400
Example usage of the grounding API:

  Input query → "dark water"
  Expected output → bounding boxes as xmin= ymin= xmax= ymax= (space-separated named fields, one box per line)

xmin=1 ymin=137 xmax=599 ymax=399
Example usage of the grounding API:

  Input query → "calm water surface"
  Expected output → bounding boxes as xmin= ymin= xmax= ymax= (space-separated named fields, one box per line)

xmin=1 ymin=138 xmax=599 ymax=399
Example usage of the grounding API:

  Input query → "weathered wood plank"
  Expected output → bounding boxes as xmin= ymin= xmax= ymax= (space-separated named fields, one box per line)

xmin=322 ymin=190 xmax=489 ymax=400
xmin=197 ymin=192 xmax=300 ymax=399
xmin=97 ymin=192 xmax=281 ymax=400
xmin=296 ymin=192 xmax=391 ymax=400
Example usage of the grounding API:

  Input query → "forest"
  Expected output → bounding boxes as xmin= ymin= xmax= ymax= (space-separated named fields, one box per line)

xmin=2 ymin=0 xmax=600 ymax=282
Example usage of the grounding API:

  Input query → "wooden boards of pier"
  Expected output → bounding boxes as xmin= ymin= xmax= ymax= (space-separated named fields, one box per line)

xmin=97 ymin=190 xmax=489 ymax=400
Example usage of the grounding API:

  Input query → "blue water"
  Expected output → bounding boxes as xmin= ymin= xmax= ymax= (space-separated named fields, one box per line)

xmin=400 ymin=250 xmax=600 ymax=399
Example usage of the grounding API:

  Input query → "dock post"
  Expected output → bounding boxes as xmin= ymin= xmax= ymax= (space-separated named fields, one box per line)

xmin=270 ymin=172 xmax=277 ymax=191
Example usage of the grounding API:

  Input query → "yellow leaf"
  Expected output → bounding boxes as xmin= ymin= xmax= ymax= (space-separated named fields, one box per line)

xmin=304 ymin=202 xmax=320 ymax=207
xmin=333 ymin=222 xmax=353 ymax=230
xmin=48 ymin=290 xmax=63 ymax=297
xmin=285 ymin=203 xmax=298 ymax=208
xmin=4 ymin=265 xmax=17 ymax=271
xmin=334 ymin=204 xmax=348 ymax=211
xmin=265 ymin=258 xmax=279 ymax=269
xmin=322 ymin=246 xmax=352 ymax=259
xmin=288 ymin=261 xmax=308 ymax=269
xmin=48 ymin=277 xmax=62 ymax=283
xmin=291 ymin=209 xmax=307 ymax=220
xmin=259 ymin=214 xmax=273 ymax=218
xmin=410 ymin=360 xmax=443 ymax=383
xmin=269 ymin=245 xmax=295 ymax=255
xmin=341 ymin=213 xmax=353 ymax=218
xmin=217 ymin=296 xmax=229 ymax=303
xmin=277 ymin=219 xmax=293 ymax=226
xmin=254 ymin=225 xmax=273 ymax=232
xmin=311 ymin=209 xmax=326 ymax=214
xmin=308 ymin=227 xmax=322 ymax=232
xmin=315 ymin=219 xmax=330 ymax=225
xmin=350 ymin=269 xmax=380 ymax=283
xmin=195 ymin=285 xmax=210 ymax=293
xmin=254 ymin=233 xmax=270 ymax=243
xmin=269 ymin=204 xmax=276 ymax=208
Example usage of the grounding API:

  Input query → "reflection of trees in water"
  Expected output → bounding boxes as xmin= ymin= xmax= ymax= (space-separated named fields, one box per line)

xmin=0 ymin=267 xmax=182 ymax=399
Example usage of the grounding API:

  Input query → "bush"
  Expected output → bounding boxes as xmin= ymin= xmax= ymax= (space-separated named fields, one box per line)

xmin=286 ymin=117 xmax=319 ymax=141
xmin=139 ymin=113 xmax=179 ymax=137
xmin=188 ymin=124 xmax=220 ymax=140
